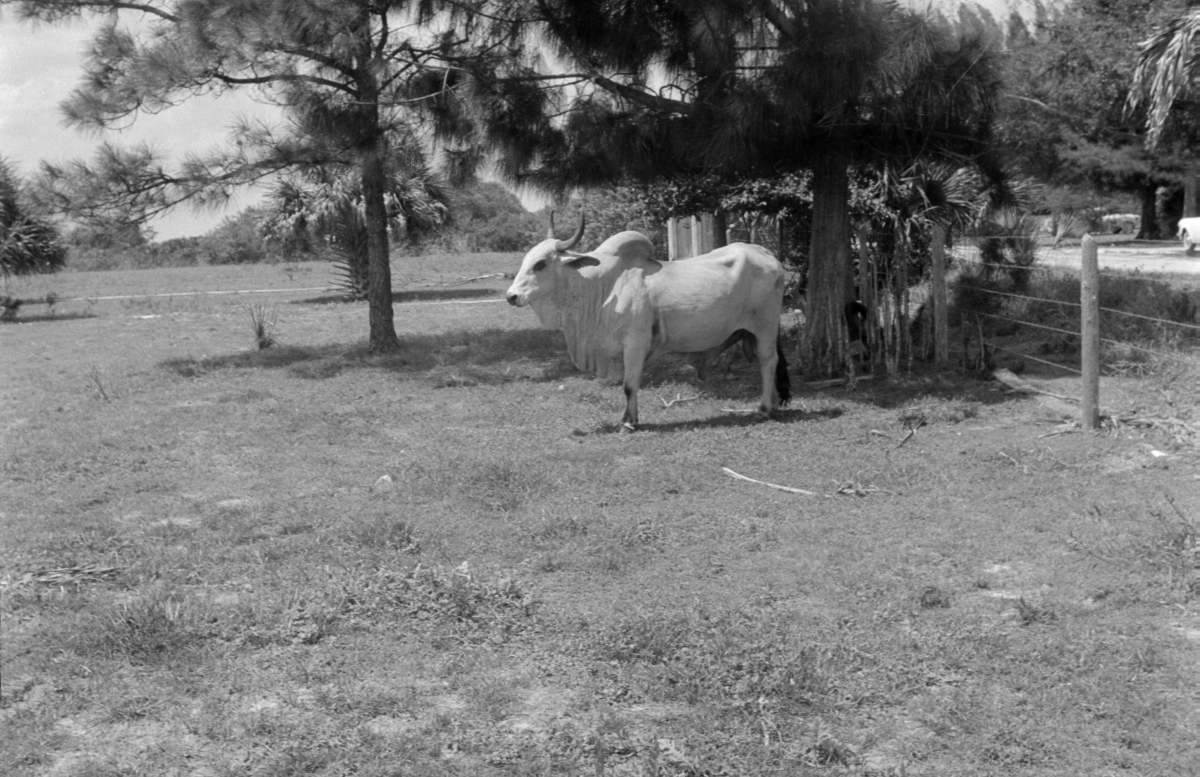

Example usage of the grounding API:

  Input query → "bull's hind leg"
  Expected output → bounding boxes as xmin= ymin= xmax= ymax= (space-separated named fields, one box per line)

xmin=755 ymin=329 xmax=781 ymax=416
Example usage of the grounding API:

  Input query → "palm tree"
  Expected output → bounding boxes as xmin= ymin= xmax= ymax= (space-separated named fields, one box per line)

xmin=1128 ymin=4 xmax=1200 ymax=150
xmin=0 ymin=158 xmax=66 ymax=279
xmin=264 ymin=142 xmax=451 ymax=300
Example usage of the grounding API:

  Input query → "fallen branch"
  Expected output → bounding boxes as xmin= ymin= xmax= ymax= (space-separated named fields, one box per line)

xmin=721 ymin=467 xmax=823 ymax=496
xmin=895 ymin=414 xmax=926 ymax=449
xmin=720 ymin=407 xmax=759 ymax=415
xmin=658 ymin=392 xmax=701 ymax=408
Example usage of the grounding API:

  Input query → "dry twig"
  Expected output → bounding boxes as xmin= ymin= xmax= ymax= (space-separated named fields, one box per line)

xmin=10 ymin=564 xmax=121 ymax=587
xmin=834 ymin=480 xmax=895 ymax=497
xmin=658 ymin=392 xmax=701 ymax=408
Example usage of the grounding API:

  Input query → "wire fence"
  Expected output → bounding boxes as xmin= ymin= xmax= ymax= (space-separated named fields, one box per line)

xmin=940 ymin=235 xmax=1199 ymax=428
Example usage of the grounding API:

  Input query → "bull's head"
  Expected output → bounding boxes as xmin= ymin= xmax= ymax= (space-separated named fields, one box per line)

xmin=505 ymin=210 xmax=588 ymax=307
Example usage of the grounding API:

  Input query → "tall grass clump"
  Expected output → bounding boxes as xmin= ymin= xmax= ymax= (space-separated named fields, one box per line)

xmin=247 ymin=303 xmax=277 ymax=349
xmin=460 ymin=460 xmax=546 ymax=514
xmin=74 ymin=587 xmax=216 ymax=662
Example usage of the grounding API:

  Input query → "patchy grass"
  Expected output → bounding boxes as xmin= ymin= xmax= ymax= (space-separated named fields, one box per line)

xmin=1 ymin=255 xmax=1198 ymax=776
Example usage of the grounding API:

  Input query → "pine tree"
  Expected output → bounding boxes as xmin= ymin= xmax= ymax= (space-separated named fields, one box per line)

xmin=8 ymin=0 xmax=509 ymax=351
xmin=438 ymin=0 xmax=1004 ymax=375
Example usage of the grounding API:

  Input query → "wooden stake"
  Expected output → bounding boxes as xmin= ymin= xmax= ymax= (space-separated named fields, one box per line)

xmin=1080 ymin=235 xmax=1100 ymax=430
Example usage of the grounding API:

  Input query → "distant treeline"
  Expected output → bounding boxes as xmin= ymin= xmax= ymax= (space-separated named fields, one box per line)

xmin=65 ymin=182 xmax=646 ymax=271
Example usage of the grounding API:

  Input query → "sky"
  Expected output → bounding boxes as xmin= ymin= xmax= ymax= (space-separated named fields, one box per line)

xmin=0 ymin=1 xmax=1041 ymax=242
xmin=0 ymin=13 xmax=278 ymax=240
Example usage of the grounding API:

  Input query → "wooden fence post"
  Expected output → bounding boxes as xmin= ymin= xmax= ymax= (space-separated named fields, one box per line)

xmin=1080 ymin=235 xmax=1100 ymax=430
xmin=691 ymin=215 xmax=705 ymax=257
xmin=931 ymin=224 xmax=948 ymax=365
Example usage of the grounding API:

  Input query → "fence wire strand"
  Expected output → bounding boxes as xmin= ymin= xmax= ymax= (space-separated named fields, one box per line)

xmin=975 ymin=311 xmax=1081 ymax=339
xmin=954 ymin=258 xmax=1200 ymax=333
xmin=958 ymin=283 xmax=1082 ymax=309
xmin=990 ymin=344 xmax=1083 ymax=375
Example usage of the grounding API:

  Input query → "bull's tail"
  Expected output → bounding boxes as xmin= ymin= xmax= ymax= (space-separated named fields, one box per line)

xmin=775 ymin=337 xmax=791 ymax=407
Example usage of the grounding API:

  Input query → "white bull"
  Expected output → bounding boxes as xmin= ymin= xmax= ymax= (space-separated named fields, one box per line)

xmin=505 ymin=212 xmax=790 ymax=430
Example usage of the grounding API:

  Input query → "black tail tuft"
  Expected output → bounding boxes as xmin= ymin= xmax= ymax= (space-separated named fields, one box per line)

xmin=775 ymin=338 xmax=791 ymax=407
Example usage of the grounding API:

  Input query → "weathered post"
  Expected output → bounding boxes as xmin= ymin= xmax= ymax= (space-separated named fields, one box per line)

xmin=691 ymin=215 xmax=705 ymax=257
xmin=931 ymin=224 xmax=948 ymax=365
xmin=1080 ymin=235 xmax=1101 ymax=430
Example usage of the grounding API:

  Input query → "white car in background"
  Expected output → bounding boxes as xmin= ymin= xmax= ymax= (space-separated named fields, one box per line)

xmin=1178 ymin=217 xmax=1200 ymax=252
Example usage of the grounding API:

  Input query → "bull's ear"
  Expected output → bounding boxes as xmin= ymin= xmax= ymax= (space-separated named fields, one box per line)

xmin=563 ymin=254 xmax=600 ymax=269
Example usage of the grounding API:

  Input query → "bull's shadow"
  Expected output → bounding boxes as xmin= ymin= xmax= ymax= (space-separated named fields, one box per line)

xmin=580 ymin=405 xmax=844 ymax=435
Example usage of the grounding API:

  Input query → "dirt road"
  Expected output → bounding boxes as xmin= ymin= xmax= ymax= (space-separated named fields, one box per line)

xmin=1038 ymin=238 xmax=1200 ymax=277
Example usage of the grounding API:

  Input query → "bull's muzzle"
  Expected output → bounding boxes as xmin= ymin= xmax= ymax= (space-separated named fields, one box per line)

xmin=506 ymin=292 xmax=522 ymax=306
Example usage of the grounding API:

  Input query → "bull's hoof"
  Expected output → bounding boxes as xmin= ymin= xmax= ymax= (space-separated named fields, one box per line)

xmin=620 ymin=421 xmax=637 ymax=433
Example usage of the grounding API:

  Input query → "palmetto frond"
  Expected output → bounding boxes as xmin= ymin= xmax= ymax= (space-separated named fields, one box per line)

xmin=1128 ymin=9 xmax=1200 ymax=149
xmin=0 ymin=158 xmax=66 ymax=278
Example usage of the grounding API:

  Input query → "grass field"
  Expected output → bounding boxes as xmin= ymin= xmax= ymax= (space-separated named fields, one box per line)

xmin=2 ymin=254 xmax=1198 ymax=776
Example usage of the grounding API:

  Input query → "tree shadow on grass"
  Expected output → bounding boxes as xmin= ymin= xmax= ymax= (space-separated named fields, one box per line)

xmin=160 ymin=327 xmax=574 ymax=382
xmin=2 ymin=311 xmax=98 ymax=325
xmin=793 ymin=366 xmax=1015 ymax=410
xmin=294 ymin=288 xmax=501 ymax=305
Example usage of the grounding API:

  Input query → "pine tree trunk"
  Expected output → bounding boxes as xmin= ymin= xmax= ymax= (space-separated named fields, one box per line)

xmin=355 ymin=41 xmax=399 ymax=353
xmin=1137 ymin=183 xmax=1160 ymax=240
xmin=1186 ymin=168 xmax=1200 ymax=219
xmin=362 ymin=143 xmax=397 ymax=352
xmin=802 ymin=146 xmax=854 ymax=377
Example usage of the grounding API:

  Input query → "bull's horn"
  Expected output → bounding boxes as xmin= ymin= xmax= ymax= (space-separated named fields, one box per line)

xmin=555 ymin=211 xmax=586 ymax=252
xmin=546 ymin=209 xmax=557 ymax=241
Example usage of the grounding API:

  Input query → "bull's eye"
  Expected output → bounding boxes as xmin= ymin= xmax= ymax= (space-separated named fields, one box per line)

xmin=532 ymin=259 xmax=547 ymax=272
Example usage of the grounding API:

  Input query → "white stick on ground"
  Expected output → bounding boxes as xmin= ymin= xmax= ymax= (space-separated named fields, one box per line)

xmin=721 ymin=467 xmax=822 ymax=496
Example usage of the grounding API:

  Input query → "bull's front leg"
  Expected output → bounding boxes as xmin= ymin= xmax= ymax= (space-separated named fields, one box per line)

xmin=619 ymin=340 xmax=650 ymax=432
